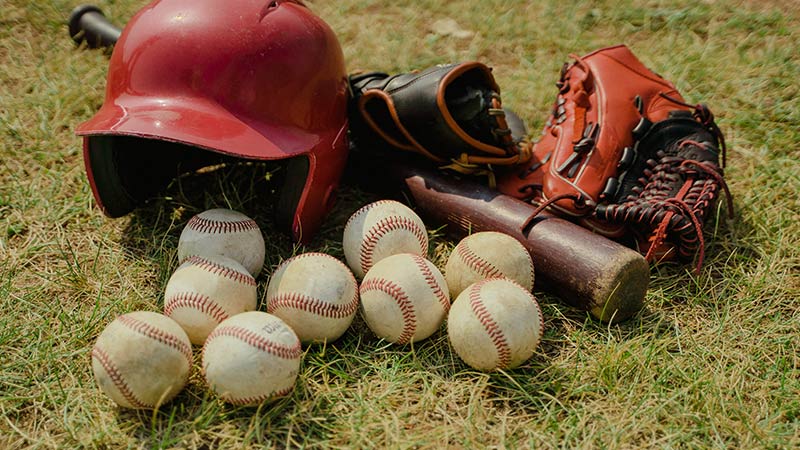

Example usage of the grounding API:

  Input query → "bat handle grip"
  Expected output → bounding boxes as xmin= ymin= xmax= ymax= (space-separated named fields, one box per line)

xmin=68 ymin=5 xmax=121 ymax=49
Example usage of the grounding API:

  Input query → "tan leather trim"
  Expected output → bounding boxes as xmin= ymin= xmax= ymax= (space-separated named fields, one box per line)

xmin=436 ymin=62 xmax=508 ymax=157
xmin=358 ymin=90 xmax=445 ymax=162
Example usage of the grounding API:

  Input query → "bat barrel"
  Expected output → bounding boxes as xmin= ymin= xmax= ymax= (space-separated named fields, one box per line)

xmin=68 ymin=5 xmax=121 ymax=49
xmin=524 ymin=216 xmax=649 ymax=322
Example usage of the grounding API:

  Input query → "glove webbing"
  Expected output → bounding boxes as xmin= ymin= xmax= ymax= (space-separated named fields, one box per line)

xmin=598 ymin=147 xmax=733 ymax=272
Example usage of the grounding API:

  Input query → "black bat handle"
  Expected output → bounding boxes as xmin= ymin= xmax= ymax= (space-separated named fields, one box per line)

xmin=68 ymin=5 xmax=121 ymax=49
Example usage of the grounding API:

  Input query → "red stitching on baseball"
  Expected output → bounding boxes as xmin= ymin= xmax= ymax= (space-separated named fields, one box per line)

xmin=359 ymin=216 xmax=427 ymax=276
xmin=187 ymin=215 xmax=259 ymax=234
xmin=165 ymin=292 xmax=230 ymax=324
xmin=223 ymin=384 xmax=295 ymax=406
xmin=267 ymin=291 xmax=358 ymax=319
xmin=468 ymin=280 xmax=512 ymax=368
xmin=275 ymin=252 xmax=353 ymax=275
xmin=344 ymin=200 xmax=397 ymax=230
xmin=527 ymin=287 xmax=544 ymax=343
xmin=117 ymin=315 xmax=193 ymax=364
xmin=91 ymin=347 xmax=151 ymax=409
xmin=526 ymin=249 xmax=535 ymax=288
xmin=411 ymin=255 xmax=450 ymax=313
xmin=293 ymin=252 xmax=331 ymax=260
xmin=182 ymin=256 xmax=256 ymax=286
xmin=456 ymin=239 xmax=505 ymax=279
xmin=502 ymin=277 xmax=545 ymax=343
xmin=269 ymin=253 xmax=359 ymax=319
xmin=537 ymin=300 xmax=544 ymax=342
xmin=206 ymin=326 xmax=301 ymax=360
xmin=360 ymin=277 xmax=416 ymax=344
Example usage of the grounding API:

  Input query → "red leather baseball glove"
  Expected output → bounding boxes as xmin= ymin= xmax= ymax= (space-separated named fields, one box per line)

xmin=497 ymin=45 xmax=731 ymax=269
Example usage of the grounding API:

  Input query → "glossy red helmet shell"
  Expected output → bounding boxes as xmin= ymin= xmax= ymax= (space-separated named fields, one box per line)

xmin=76 ymin=0 xmax=349 ymax=242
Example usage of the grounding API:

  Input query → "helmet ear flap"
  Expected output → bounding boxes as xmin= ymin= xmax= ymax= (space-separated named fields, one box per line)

xmin=84 ymin=136 xmax=138 ymax=217
xmin=274 ymin=156 xmax=310 ymax=238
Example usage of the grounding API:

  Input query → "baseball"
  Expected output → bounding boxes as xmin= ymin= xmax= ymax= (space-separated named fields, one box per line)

xmin=359 ymin=253 xmax=450 ymax=344
xmin=177 ymin=208 xmax=266 ymax=277
xmin=266 ymin=252 xmax=359 ymax=344
xmin=202 ymin=312 xmax=302 ymax=406
xmin=343 ymin=200 xmax=429 ymax=279
xmin=444 ymin=231 xmax=534 ymax=299
xmin=91 ymin=311 xmax=192 ymax=409
xmin=447 ymin=278 xmax=544 ymax=371
xmin=164 ymin=255 xmax=257 ymax=345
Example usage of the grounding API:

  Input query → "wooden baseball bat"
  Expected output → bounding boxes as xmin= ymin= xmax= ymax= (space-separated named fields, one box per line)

xmin=359 ymin=159 xmax=649 ymax=323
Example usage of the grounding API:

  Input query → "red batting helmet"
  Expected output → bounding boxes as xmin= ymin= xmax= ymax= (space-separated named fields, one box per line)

xmin=76 ymin=0 xmax=349 ymax=242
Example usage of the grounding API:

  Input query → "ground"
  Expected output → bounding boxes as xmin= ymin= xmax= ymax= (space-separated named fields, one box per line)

xmin=1 ymin=0 xmax=798 ymax=448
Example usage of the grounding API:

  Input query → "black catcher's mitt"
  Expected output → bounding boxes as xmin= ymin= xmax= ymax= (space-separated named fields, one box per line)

xmin=348 ymin=62 xmax=532 ymax=184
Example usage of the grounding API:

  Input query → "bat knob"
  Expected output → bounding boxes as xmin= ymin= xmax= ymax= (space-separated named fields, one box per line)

xmin=68 ymin=4 xmax=121 ymax=49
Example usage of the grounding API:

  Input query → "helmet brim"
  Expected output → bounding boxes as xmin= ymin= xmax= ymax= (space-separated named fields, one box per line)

xmin=77 ymin=95 xmax=320 ymax=159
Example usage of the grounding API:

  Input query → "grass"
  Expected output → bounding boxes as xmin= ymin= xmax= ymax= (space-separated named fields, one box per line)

xmin=1 ymin=0 xmax=798 ymax=448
